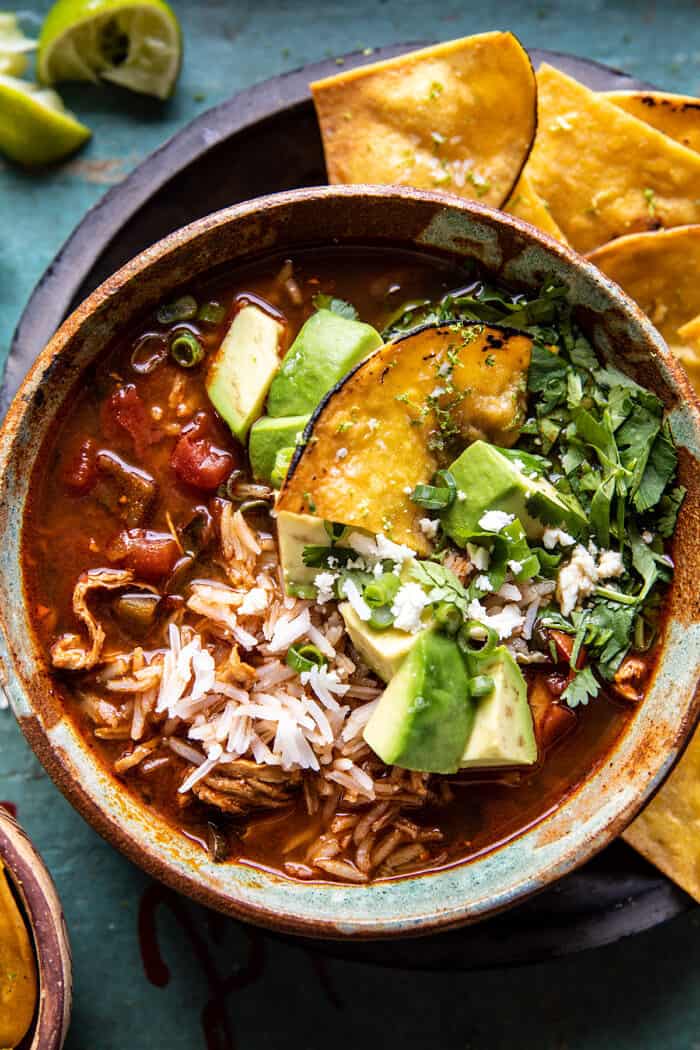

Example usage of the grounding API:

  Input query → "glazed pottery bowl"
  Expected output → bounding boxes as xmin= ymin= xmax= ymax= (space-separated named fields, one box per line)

xmin=0 ymin=806 xmax=72 ymax=1048
xmin=1 ymin=186 xmax=699 ymax=939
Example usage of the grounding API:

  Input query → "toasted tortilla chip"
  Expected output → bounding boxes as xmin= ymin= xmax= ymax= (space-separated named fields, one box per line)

xmin=588 ymin=226 xmax=700 ymax=394
xmin=506 ymin=171 xmax=569 ymax=243
xmin=310 ymin=33 xmax=536 ymax=209
xmin=278 ymin=323 xmax=532 ymax=553
xmin=604 ymin=91 xmax=700 ymax=154
xmin=623 ymin=725 xmax=700 ymax=902
xmin=524 ymin=65 xmax=700 ymax=252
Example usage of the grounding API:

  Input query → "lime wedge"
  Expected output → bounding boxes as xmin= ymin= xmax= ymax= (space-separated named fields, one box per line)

xmin=0 ymin=13 xmax=37 ymax=77
xmin=0 ymin=73 xmax=91 ymax=165
xmin=37 ymin=0 xmax=181 ymax=100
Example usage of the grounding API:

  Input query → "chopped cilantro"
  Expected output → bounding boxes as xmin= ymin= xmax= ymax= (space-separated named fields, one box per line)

xmin=562 ymin=665 xmax=600 ymax=707
xmin=312 ymin=294 xmax=358 ymax=320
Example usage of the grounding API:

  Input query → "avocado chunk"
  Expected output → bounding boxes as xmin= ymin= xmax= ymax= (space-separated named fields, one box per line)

xmin=277 ymin=510 xmax=331 ymax=597
xmin=249 ymin=414 xmax=309 ymax=483
xmin=363 ymin=631 xmax=474 ymax=774
xmin=270 ymin=446 xmax=295 ymax=490
xmin=206 ymin=305 xmax=284 ymax=440
xmin=441 ymin=441 xmax=586 ymax=545
xmin=267 ymin=308 xmax=382 ymax=417
xmin=340 ymin=602 xmax=430 ymax=682
xmin=460 ymin=646 xmax=537 ymax=768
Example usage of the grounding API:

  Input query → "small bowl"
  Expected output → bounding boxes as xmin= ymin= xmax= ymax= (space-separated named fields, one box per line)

xmin=1 ymin=186 xmax=699 ymax=939
xmin=0 ymin=806 xmax=72 ymax=1048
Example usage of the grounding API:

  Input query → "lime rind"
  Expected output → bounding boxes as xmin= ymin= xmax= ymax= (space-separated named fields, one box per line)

xmin=0 ymin=72 xmax=91 ymax=166
xmin=0 ymin=13 xmax=37 ymax=77
xmin=38 ymin=0 xmax=181 ymax=100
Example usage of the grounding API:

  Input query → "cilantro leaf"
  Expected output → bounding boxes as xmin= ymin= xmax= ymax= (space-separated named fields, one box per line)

xmin=562 ymin=666 xmax=600 ymax=707
xmin=657 ymin=485 xmax=686 ymax=538
xmin=527 ymin=344 xmax=568 ymax=393
xmin=410 ymin=560 xmax=470 ymax=615
xmin=313 ymin=294 xmax=359 ymax=320
xmin=634 ymin=424 xmax=677 ymax=512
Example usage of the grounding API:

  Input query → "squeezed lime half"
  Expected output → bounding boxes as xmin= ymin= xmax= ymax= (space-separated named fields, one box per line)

xmin=0 ymin=73 xmax=91 ymax=165
xmin=38 ymin=0 xmax=181 ymax=100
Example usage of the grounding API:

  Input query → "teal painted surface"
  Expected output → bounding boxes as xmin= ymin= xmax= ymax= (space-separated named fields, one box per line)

xmin=1 ymin=1 xmax=700 ymax=1046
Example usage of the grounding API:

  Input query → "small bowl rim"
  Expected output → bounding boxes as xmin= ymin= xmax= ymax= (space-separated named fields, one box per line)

xmin=0 ymin=806 xmax=72 ymax=1049
xmin=1 ymin=184 xmax=700 ymax=940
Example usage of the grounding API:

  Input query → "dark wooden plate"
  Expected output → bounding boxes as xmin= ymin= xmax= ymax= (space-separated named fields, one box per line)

xmin=3 ymin=44 xmax=692 ymax=966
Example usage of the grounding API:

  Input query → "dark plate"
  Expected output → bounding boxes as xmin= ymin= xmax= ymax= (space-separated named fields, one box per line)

xmin=3 ymin=44 xmax=692 ymax=967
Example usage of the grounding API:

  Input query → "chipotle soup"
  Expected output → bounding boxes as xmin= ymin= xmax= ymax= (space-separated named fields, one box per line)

xmin=23 ymin=247 xmax=680 ymax=883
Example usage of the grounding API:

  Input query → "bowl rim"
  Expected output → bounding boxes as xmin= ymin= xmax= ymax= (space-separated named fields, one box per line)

xmin=1 ymin=184 xmax=700 ymax=940
xmin=0 ymin=806 xmax=72 ymax=1049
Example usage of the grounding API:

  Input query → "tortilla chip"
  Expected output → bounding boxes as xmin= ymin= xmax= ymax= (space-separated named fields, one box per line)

xmin=506 ymin=171 xmax=569 ymax=243
xmin=524 ymin=65 xmax=700 ymax=252
xmin=588 ymin=226 xmax=700 ymax=394
xmin=0 ymin=862 xmax=37 ymax=1046
xmin=623 ymin=725 xmax=700 ymax=902
xmin=604 ymin=91 xmax=700 ymax=154
xmin=310 ymin=32 xmax=536 ymax=209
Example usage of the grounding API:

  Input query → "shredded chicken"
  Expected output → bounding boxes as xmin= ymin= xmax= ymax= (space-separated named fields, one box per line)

xmin=50 ymin=568 xmax=134 ymax=671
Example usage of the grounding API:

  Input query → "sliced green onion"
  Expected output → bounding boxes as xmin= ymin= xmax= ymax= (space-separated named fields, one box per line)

xmin=434 ymin=601 xmax=461 ymax=636
xmin=457 ymin=620 xmax=499 ymax=660
xmin=286 ymin=643 xmax=327 ymax=673
xmin=170 ymin=330 xmax=204 ymax=368
xmin=367 ymin=605 xmax=394 ymax=630
xmin=363 ymin=573 xmax=400 ymax=608
xmin=324 ymin=521 xmax=349 ymax=543
xmin=470 ymin=674 xmax=495 ymax=698
xmin=410 ymin=483 xmax=452 ymax=510
xmin=157 ymin=295 xmax=198 ymax=324
xmin=197 ymin=301 xmax=226 ymax=325
xmin=433 ymin=469 xmax=457 ymax=500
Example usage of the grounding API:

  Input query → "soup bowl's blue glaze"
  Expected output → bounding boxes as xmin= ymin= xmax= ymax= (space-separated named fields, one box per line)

xmin=1 ymin=186 xmax=699 ymax=939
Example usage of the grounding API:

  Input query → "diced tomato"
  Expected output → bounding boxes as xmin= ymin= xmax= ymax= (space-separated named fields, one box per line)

xmin=63 ymin=438 xmax=97 ymax=495
xmin=540 ymin=704 xmax=577 ymax=750
xmin=103 ymin=385 xmax=160 ymax=457
xmin=107 ymin=529 xmax=180 ymax=580
xmin=170 ymin=413 xmax=237 ymax=491
xmin=548 ymin=629 xmax=586 ymax=670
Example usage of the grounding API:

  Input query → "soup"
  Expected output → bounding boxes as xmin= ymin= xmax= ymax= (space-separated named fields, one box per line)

xmin=23 ymin=247 xmax=680 ymax=883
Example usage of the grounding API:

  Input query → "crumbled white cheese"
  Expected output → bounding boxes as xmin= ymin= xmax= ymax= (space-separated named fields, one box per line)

xmin=596 ymin=549 xmax=624 ymax=579
xmin=508 ymin=559 xmax=523 ymax=575
xmin=341 ymin=577 xmax=372 ymax=621
xmin=431 ymin=385 xmax=446 ymax=398
xmin=466 ymin=543 xmax=490 ymax=571
xmin=336 ymin=447 xmax=348 ymax=460
xmin=456 ymin=491 xmax=467 ymax=502
xmin=375 ymin=533 xmax=415 ymax=565
xmin=542 ymin=526 xmax=576 ymax=550
xmin=238 ymin=586 xmax=268 ymax=616
xmin=403 ymin=485 xmax=413 ymax=495
xmin=475 ymin=575 xmax=492 ymax=591
xmin=438 ymin=361 xmax=451 ymax=377
xmin=391 ymin=583 xmax=430 ymax=633
xmin=418 ymin=517 xmax=439 ymax=539
xmin=556 ymin=545 xmax=598 ymax=616
xmin=556 ymin=545 xmax=624 ymax=616
xmin=466 ymin=599 xmax=525 ymax=640
xmin=512 ymin=459 xmax=526 ymax=473
xmin=478 ymin=510 xmax=515 ymax=533
xmin=497 ymin=582 xmax=522 ymax=602
xmin=367 ymin=418 xmax=379 ymax=431
xmin=314 ymin=572 xmax=337 ymax=605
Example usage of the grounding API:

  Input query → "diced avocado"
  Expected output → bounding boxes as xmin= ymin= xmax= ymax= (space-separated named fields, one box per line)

xmin=339 ymin=602 xmax=430 ymax=682
xmin=441 ymin=440 xmax=586 ymax=545
xmin=363 ymin=631 xmax=473 ymax=774
xmin=460 ymin=647 xmax=537 ymax=768
xmin=206 ymin=305 xmax=284 ymax=440
xmin=249 ymin=414 xmax=309 ymax=483
xmin=267 ymin=308 xmax=382 ymax=417
xmin=277 ymin=510 xmax=330 ymax=596
xmin=270 ymin=446 xmax=295 ymax=490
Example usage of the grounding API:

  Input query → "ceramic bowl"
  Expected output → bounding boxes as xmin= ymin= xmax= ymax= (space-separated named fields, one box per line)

xmin=0 ymin=805 xmax=72 ymax=1048
xmin=1 ymin=186 xmax=699 ymax=939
